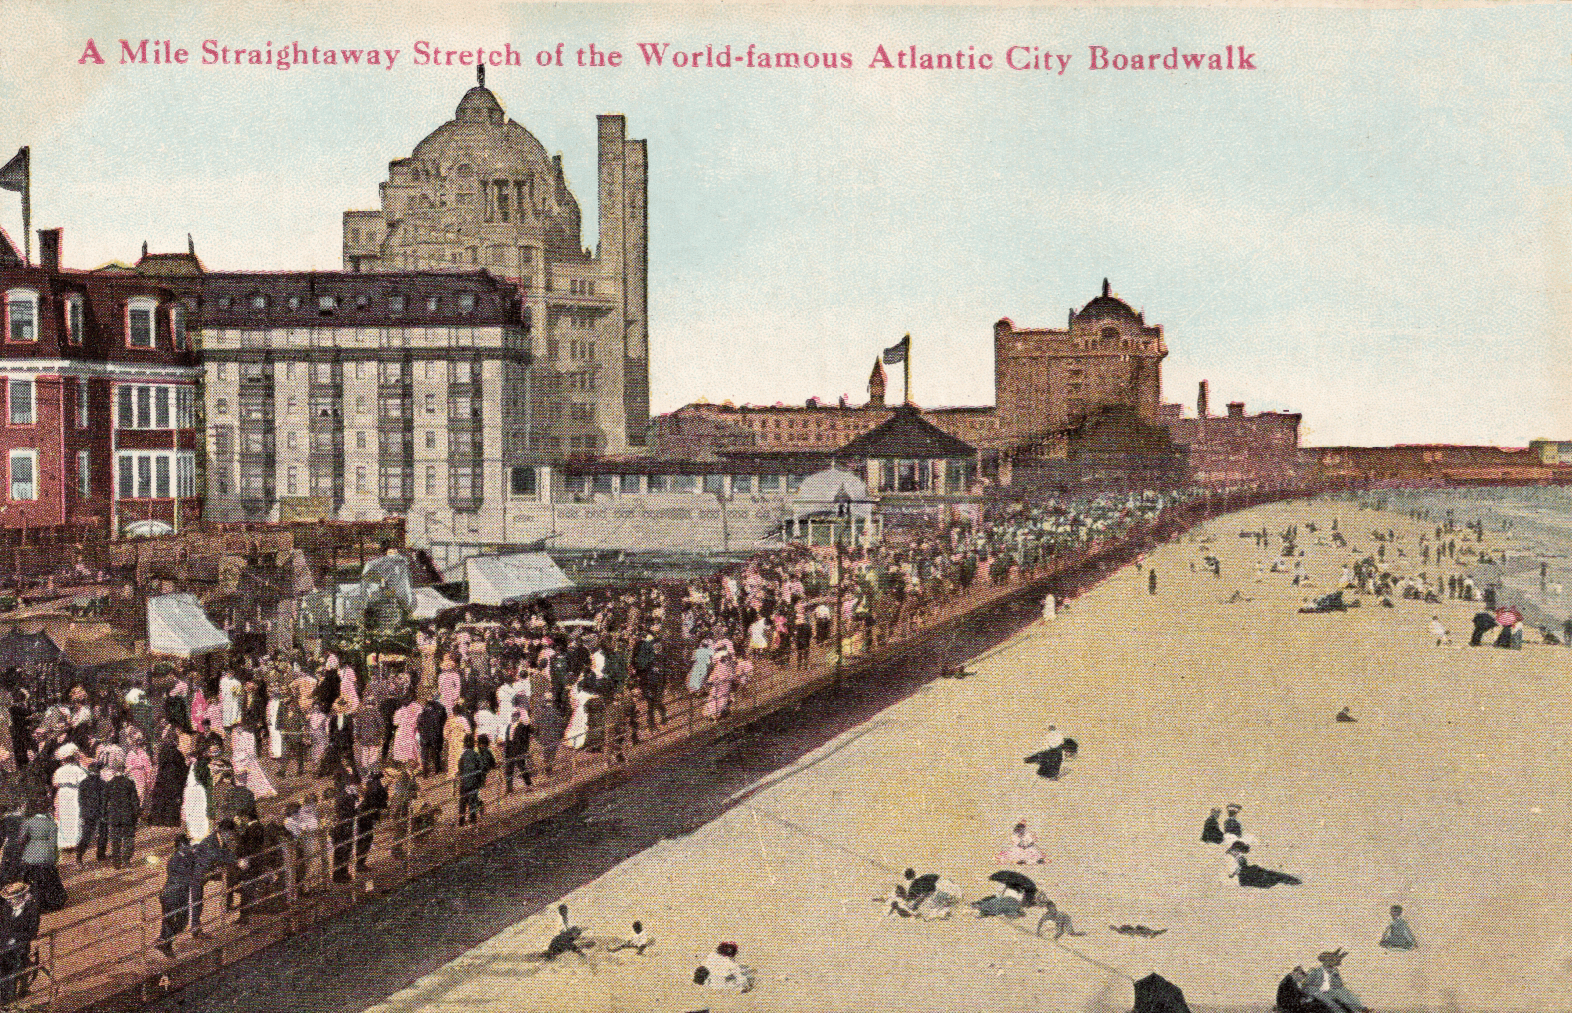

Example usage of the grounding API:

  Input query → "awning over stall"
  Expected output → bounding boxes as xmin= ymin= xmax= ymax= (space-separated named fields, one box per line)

xmin=411 ymin=587 xmax=465 ymax=620
xmin=464 ymin=552 xmax=574 ymax=606
xmin=147 ymin=593 xmax=230 ymax=658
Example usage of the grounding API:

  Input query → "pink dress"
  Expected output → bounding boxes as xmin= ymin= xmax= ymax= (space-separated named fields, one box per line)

xmin=392 ymin=701 xmax=422 ymax=764
xmin=125 ymin=747 xmax=154 ymax=805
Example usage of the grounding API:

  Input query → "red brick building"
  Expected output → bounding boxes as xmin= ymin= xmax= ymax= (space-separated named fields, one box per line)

xmin=0 ymin=229 xmax=203 ymax=535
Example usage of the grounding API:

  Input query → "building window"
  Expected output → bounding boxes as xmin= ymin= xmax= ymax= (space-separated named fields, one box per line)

xmin=8 ymin=450 xmax=35 ymax=501
xmin=77 ymin=449 xmax=90 ymax=499
xmin=154 ymin=386 xmax=171 ymax=429
xmin=671 ymin=475 xmax=698 ymax=494
xmin=424 ymin=465 xmax=436 ymax=496
xmin=76 ymin=380 xmax=89 ymax=428
xmin=318 ymin=296 xmax=336 ymax=313
xmin=7 ymin=380 xmax=32 ymax=426
xmin=425 ymin=296 xmax=439 ymax=313
xmin=355 ymin=467 xmax=367 ymax=494
xmin=458 ymin=293 xmax=476 ymax=313
xmin=215 ymin=398 xmax=228 ymax=416
xmin=356 ymin=431 xmax=366 ymax=450
xmin=646 ymin=474 xmax=667 ymax=492
xmin=425 ymin=431 xmax=435 ymax=449
xmin=171 ymin=307 xmax=187 ymax=349
xmin=758 ymin=474 xmax=781 ymax=493
xmin=619 ymin=474 xmax=641 ymax=494
xmin=702 ymin=474 xmax=725 ymax=495
xmin=155 ymin=455 xmax=171 ymax=498
xmin=5 ymin=290 xmax=37 ymax=342
xmin=176 ymin=387 xmax=193 ymax=428
xmin=286 ymin=431 xmax=297 ymax=451
xmin=126 ymin=298 xmax=156 ymax=348
xmin=177 ymin=453 xmax=195 ymax=498
xmin=136 ymin=386 xmax=152 ymax=428
xmin=388 ymin=295 xmax=405 ymax=314
xmin=65 ymin=296 xmax=84 ymax=345
xmin=510 ymin=466 xmax=537 ymax=497
xmin=286 ymin=466 xmax=298 ymax=495
xmin=136 ymin=455 xmax=152 ymax=498
xmin=424 ymin=393 xmax=435 ymax=414
xmin=731 ymin=475 xmax=752 ymax=494
xmin=250 ymin=294 xmax=267 ymax=310
xmin=118 ymin=456 xmax=132 ymax=499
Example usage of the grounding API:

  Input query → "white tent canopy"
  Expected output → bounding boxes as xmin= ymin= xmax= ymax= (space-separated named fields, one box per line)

xmin=147 ymin=593 xmax=230 ymax=658
xmin=465 ymin=552 xmax=574 ymax=606
xmin=411 ymin=586 xmax=465 ymax=621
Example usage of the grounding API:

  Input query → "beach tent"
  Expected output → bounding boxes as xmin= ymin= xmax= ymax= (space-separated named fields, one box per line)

xmin=464 ymin=552 xmax=574 ymax=606
xmin=411 ymin=587 xmax=464 ymax=621
xmin=146 ymin=593 xmax=230 ymax=658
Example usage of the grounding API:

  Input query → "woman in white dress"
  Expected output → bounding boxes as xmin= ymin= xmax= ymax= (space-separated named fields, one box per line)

xmin=563 ymin=677 xmax=597 ymax=749
xmin=230 ymin=724 xmax=277 ymax=798
xmin=51 ymin=746 xmax=87 ymax=853
xmin=182 ymin=757 xmax=210 ymax=842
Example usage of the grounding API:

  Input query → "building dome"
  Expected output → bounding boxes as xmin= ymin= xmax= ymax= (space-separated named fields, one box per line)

xmin=1074 ymin=278 xmax=1140 ymax=323
xmin=455 ymin=85 xmax=505 ymax=124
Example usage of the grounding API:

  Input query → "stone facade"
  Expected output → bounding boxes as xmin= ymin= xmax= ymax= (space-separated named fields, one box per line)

xmin=343 ymin=72 xmax=649 ymax=455
xmin=1164 ymin=400 xmax=1305 ymax=487
xmin=195 ymin=271 xmax=529 ymax=550
xmin=993 ymin=279 xmax=1166 ymax=451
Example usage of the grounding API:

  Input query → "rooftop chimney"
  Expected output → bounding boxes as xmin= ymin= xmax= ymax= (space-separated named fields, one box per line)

xmin=37 ymin=229 xmax=60 ymax=272
xmin=1226 ymin=401 xmax=1245 ymax=419
xmin=1197 ymin=380 xmax=1209 ymax=419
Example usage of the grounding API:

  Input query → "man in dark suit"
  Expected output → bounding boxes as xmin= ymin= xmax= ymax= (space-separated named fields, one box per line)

xmin=154 ymin=835 xmax=197 ymax=957
xmin=75 ymin=759 xmax=106 ymax=865
xmin=0 ymin=881 xmax=39 ymax=1000
xmin=503 ymin=705 xmax=532 ymax=794
xmin=416 ymin=699 xmax=446 ymax=777
xmin=189 ymin=821 xmax=241 ymax=938
xmin=0 ymin=801 xmax=24 ymax=885
xmin=330 ymin=783 xmax=359 ymax=883
xmin=355 ymin=770 xmax=387 ymax=870
xmin=632 ymin=628 xmax=665 ymax=734
xmin=322 ymin=700 xmax=358 ymax=781
xmin=103 ymin=762 xmax=140 ymax=868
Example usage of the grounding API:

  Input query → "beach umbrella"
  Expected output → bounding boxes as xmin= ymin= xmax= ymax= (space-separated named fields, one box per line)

xmin=1495 ymin=608 xmax=1522 ymax=627
xmin=988 ymin=869 xmax=1038 ymax=903
xmin=1133 ymin=973 xmax=1192 ymax=1013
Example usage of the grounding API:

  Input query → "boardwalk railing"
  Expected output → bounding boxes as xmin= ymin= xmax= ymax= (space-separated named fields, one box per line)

xmin=29 ymin=487 xmax=1304 ymax=1012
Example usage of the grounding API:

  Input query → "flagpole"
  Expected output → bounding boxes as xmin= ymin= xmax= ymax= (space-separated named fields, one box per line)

xmin=904 ymin=333 xmax=911 ymax=405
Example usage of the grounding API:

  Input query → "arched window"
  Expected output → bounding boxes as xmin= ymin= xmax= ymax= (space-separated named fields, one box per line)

xmin=5 ymin=289 xmax=38 ymax=342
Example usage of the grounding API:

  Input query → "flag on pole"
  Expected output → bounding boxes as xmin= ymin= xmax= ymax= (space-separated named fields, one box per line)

xmin=882 ymin=333 xmax=909 ymax=365
xmin=0 ymin=147 xmax=30 ymax=264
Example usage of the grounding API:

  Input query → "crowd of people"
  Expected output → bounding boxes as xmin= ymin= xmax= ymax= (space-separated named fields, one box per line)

xmin=0 ymin=488 xmax=1197 ymax=984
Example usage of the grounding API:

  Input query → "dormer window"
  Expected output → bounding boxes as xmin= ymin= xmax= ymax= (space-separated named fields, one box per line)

xmin=5 ymin=290 xmax=37 ymax=342
xmin=425 ymin=296 xmax=440 ymax=313
xmin=287 ymin=295 xmax=301 ymax=310
xmin=64 ymin=296 xmax=84 ymax=345
xmin=218 ymin=295 xmax=233 ymax=310
xmin=249 ymin=293 xmax=267 ymax=310
xmin=388 ymin=295 xmax=405 ymax=314
xmin=171 ymin=306 xmax=187 ymax=350
xmin=318 ymin=296 xmax=336 ymax=313
xmin=458 ymin=292 xmax=476 ymax=313
xmin=355 ymin=294 xmax=370 ymax=310
xmin=126 ymin=297 xmax=157 ymax=348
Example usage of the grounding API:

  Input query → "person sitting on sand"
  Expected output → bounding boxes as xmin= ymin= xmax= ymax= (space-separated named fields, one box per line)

xmin=610 ymin=920 xmax=652 ymax=955
xmin=1035 ymin=899 xmax=1085 ymax=940
xmin=694 ymin=941 xmax=753 ymax=992
xmin=1221 ymin=838 xmax=1301 ymax=889
xmin=1296 ymin=949 xmax=1370 ymax=1013
xmin=887 ymin=868 xmax=960 ymax=919
xmin=1429 ymin=616 xmax=1450 ymax=646
xmin=1201 ymin=808 xmax=1225 ymax=844
xmin=999 ymin=822 xmax=1046 ymax=864
xmin=1023 ymin=726 xmax=1075 ymax=780
xmin=1223 ymin=804 xmax=1244 ymax=838
xmin=1378 ymin=905 xmax=1416 ymax=950
xmin=544 ymin=904 xmax=588 ymax=961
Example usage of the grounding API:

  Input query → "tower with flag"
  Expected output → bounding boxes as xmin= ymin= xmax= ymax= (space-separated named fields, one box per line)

xmin=0 ymin=147 xmax=28 ymax=264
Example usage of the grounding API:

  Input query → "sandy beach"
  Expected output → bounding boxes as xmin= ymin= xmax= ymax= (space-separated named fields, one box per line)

xmin=362 ymin=496 xmax=1572 ymax=1013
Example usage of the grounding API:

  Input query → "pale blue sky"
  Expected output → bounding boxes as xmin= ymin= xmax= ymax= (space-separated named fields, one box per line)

xmin=1 ymin=2 xmax=1568 ymax=446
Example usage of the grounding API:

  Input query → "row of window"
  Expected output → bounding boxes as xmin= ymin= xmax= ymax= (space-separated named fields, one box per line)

xmin=116 ymin=452 xmax=198 ymax=500
xmin=0 ymin=380 xmax=191 ymax=430
xmin=4 ymin=290 xmax=186 ymax=349
xmin=561 ymin=473 xmax=805 ymax=497
xmin=217 ymin=291 xmax=478 ymax=315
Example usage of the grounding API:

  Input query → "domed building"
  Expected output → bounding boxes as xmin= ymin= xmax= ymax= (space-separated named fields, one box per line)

xmin=992 ymin=278 xmax=1166 ymax=449
xmin=343 ymin=67 xmax=649 ymax=456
